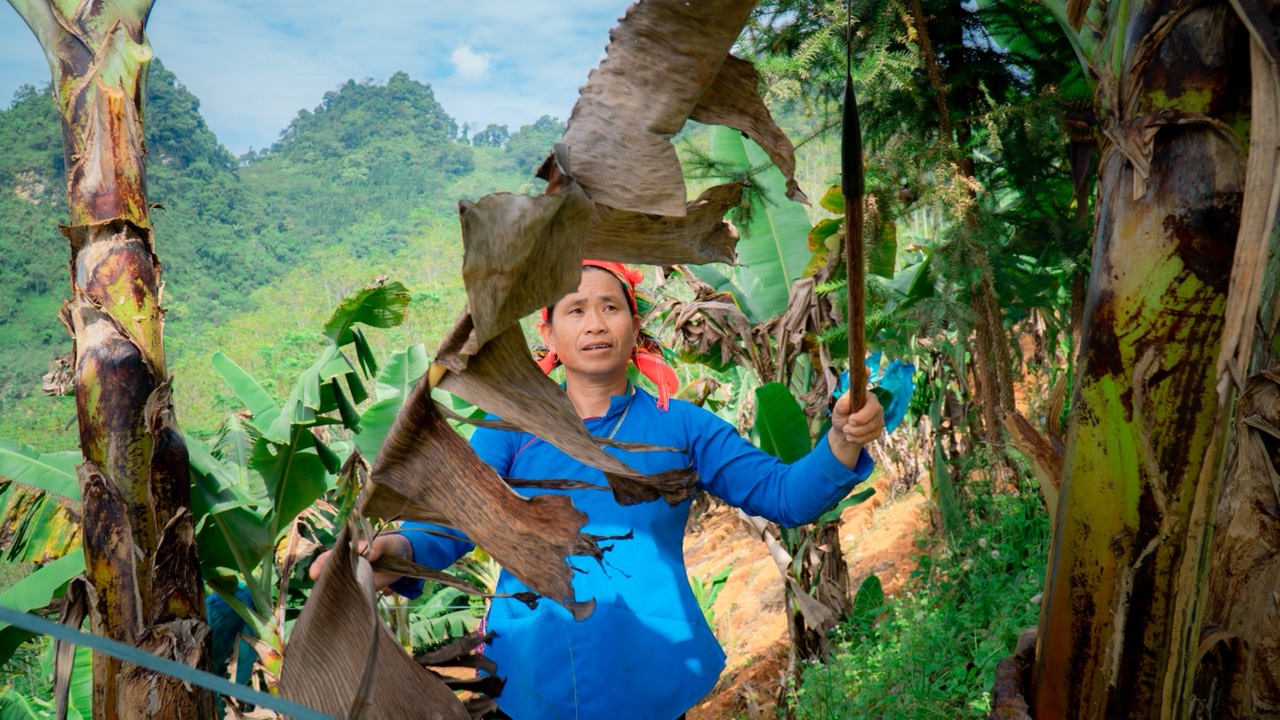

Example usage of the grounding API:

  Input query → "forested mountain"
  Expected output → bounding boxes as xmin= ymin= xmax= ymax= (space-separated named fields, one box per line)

xmin=0 ymin=60 xmax=561 ymax=445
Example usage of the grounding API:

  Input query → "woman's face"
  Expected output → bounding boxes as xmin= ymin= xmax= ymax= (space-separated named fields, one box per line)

xmin=541 ymin=269 xmax=640 ymax=383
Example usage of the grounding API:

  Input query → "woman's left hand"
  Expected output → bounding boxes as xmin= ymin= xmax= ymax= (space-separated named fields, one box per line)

xmin=827 ymin=390 xmax=886 ymax=469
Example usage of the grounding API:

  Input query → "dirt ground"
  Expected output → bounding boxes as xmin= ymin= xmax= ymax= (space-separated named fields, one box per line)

xmin=682 ymin=469 xmax=931 ymax=719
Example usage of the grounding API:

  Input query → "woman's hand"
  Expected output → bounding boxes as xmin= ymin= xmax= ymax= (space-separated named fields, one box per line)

xmin=827 ymin=390 xmax=885 ymax=469
xmin=309 ymin=533 xmax=411 ymax=592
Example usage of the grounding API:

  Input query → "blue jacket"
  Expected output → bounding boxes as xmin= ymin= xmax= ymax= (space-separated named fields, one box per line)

xmin=395 ymin=386 xmax=873 ymax=719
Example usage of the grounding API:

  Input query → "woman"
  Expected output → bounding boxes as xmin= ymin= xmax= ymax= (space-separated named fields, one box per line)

xmin=314 ymin=260 xmax=885 ymax=719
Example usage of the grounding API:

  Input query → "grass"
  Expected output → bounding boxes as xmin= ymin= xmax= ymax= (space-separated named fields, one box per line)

xmin=787 ymin=474 xmax=1050 ymax=719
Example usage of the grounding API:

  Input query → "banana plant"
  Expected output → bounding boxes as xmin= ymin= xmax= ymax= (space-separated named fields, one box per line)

xmin=5 ymin=0 xmax=212 ymax=713
xmin=191 ymin=280 xmax=420 ymax=681
xmin=662 ymin=123 xmax=879 ymax=669
xmin=689 ymin=125 xmax=814 ymax=324
xmin=0 ymin=642 xmax=91 ymax=719
xmin=0 ymin=279 xmax=472 ymax=703
xmin=752 ymin=381 xmax=875 ymax=662
xmin=0 ymin=441 xmax=81 ymax=564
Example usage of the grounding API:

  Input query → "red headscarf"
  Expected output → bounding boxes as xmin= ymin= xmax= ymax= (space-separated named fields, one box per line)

xmin=537 ymin=260 xmax=680 ymax=411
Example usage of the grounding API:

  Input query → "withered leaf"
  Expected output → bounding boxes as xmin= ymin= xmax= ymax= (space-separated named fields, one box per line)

xmin=459 ymin=146 xmax=593 ymax=356
xmin=436 ymin=319 xmax=699 ymax=506
xmin=118 ymin=620 xmax=215 ymax=719
xmin=584 ymin=183 xmax=744 ymax=266
xmin=149 ymin=509 xmax=202 ymax=625
xmin=690 ymin=55 xmax=807 ymax=204
xmin=434 ymin=399 xmax=680 ymax=453
xmin=364 ymin=374 xmax=596 ymax=619
xmin=55 ymin=578 xmax=92 ymax=720
xmin=370 ymin=553 xmax=540 ymax=611
xmin=278 ymin=528 xmax=472 ymax=720
xmin=557 ymin=0 xmax=761 ymax=216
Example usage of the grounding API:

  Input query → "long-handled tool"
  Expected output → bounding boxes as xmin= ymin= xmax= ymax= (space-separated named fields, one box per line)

xmin=843 ymin=0 xmax=867 ymax=410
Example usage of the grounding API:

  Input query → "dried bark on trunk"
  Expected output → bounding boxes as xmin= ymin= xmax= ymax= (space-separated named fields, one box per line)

xmin=1032 ymin=2 xmax=1251 ymax=715
xmin=7 ymin=1 xmax=213 ymax=717
xmin=1194 ymin=370 xmax=1280 ymax=718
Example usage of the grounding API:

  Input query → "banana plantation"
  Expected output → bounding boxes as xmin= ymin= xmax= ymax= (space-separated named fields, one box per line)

xmin=0 ymin=0 xmax=1277 ymax=718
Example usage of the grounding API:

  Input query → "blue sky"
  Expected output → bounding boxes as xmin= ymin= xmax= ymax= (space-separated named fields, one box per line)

xmin=1 ymin=1 xmax=632 ymax=155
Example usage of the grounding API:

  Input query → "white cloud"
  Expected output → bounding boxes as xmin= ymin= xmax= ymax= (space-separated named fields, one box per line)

xmin=449 ymin=45 xmax=491 ymax=81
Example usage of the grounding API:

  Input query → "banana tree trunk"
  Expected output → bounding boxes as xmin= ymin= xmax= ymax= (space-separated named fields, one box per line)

xmin=7 ymin=1 xmax=213 ymax=718
xmin=1031 ymin=2 xmax=1250 ymax=716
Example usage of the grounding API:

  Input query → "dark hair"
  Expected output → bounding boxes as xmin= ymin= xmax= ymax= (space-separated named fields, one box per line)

xmin=544 ymin=265 xmax=633 ymax=324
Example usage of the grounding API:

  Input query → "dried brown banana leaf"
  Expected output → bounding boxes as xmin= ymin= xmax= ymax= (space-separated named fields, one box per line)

xmin=558 ymin=0 xmax=760 ymax=216
xmin=690 ymin=55 xmax=807 ymax=204
xmin=278 ymin=527 xmax=472 ymax=719
xmin=459 ymin=145 xmax=593 ymax=357
xmin=583 ymin=183 xmax=744 ymax=265
xmin=436 ymin=317 xmax=699 ymax=506
xmin=364 ymin=377 xmax=596 ymax=618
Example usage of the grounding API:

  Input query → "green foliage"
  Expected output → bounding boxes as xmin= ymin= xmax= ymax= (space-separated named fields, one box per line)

xmin=0 ymin=641 xmax=90 ymax=720
xmin=503 ymin=115 xmax=565 ymax=177
xmin=0 ymin=551 xmax=83 ymax=665
xmin=0 ymin=62 xmax=482 ymax=444
xmin=471 ymin=123 xmax=510 ymax=148
xmin=702 ymin=125 xmax=814 ymax=321
xmin=0 ymin=441 xmax=82 ymax=563
xmin=689 ymin=566 xmax=733 ymax=629
xmin=788 ymin=477 xmax=1050 ymax=719
xmin=754 ymin=383 xmax=812 ymax=463
xmin=249 ymin=72 xmax=473 ymax=223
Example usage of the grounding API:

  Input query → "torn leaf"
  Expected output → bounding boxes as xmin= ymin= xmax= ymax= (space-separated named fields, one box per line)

xmin=556 ymin=0 xmax=761 ymax=216
xmin=690 ymin=56 xmax=807 ymax=204
xmin=278 ymin=527 xmax=473 ymax=719
xmin=584 ymin=183 xmax=744 ymax=265
xmin=435 ymin=319 xmax=699 ymax=506
xmin=364 ymin=374 xmax=596 ymax=618
xmin=459 ymin=146 xmax=593 ymax=356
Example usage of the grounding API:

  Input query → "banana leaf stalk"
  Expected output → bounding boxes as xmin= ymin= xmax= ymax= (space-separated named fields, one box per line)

xmin=843 ymin=14 xmax=867 ymax=409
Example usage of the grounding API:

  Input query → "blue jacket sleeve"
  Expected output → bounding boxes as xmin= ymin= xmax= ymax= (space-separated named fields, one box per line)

xmin=683 ymin=402 xmax=874 ymax=527
xmin=386 ymin=424 xmax=514 ymax=598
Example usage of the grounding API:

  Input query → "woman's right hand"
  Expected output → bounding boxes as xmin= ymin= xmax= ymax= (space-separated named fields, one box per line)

xmin=309 ymin=533 xmax=411 ymax=591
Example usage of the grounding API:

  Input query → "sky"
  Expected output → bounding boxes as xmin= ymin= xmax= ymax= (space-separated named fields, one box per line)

xmin=0 ymin=1 xmax=633 ymax=156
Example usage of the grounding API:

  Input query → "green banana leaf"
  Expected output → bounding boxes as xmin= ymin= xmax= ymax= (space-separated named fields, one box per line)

xmin=355 ymin=344 xmax=429 ymax=462
xmin=0 ymin=441 xmax=82 ymax=564
xmin=710 ymin=125 xmax=814 ymax=321
xmin=322 ymin=281 xmax=412 ymax=345
xmin=0 ymin=688 xmax=49 ymax=719
xmin=813 ymin=184 xmax=896 ymax=279
xmin=186 ymin=435 xmax=270 ymax=579
xmin=0 ymin=441 xmax=80 ymax=501
xmin=253 ymin=427 xmax=331 ymax=543
xmin=0 ymin=550 xmax=83 ymax=665
xmin=885 ymin=249 xmax=937 ymax=312
xmin=374 ymin=343 xmax=429 ymax=402
xmin=754 ymin=383 xmax=812 ymax=464
xmin=210 ymin=352 xmax=279 ymax=422
xmin=210 ymin=415 xmax=268 ymax=506
xmin=0 ymin=488 xmax=79 ymax=565
xmin=408 ymin=586 xmax=481 ymax=646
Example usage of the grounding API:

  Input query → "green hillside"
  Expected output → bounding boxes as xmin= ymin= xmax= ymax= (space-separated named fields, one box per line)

xmin=0 ymin=61 xmax=559 ymax=447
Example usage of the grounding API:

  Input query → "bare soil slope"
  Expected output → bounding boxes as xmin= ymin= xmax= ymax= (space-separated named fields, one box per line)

xmin=683 ymin=472 xmax=929 ymax=719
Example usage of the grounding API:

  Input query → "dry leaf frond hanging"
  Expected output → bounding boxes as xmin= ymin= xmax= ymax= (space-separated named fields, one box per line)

xmin=557 ymin=0 xmax=763 ymax=216
xmin=277 ymin=525 xmax=475 ymax=719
